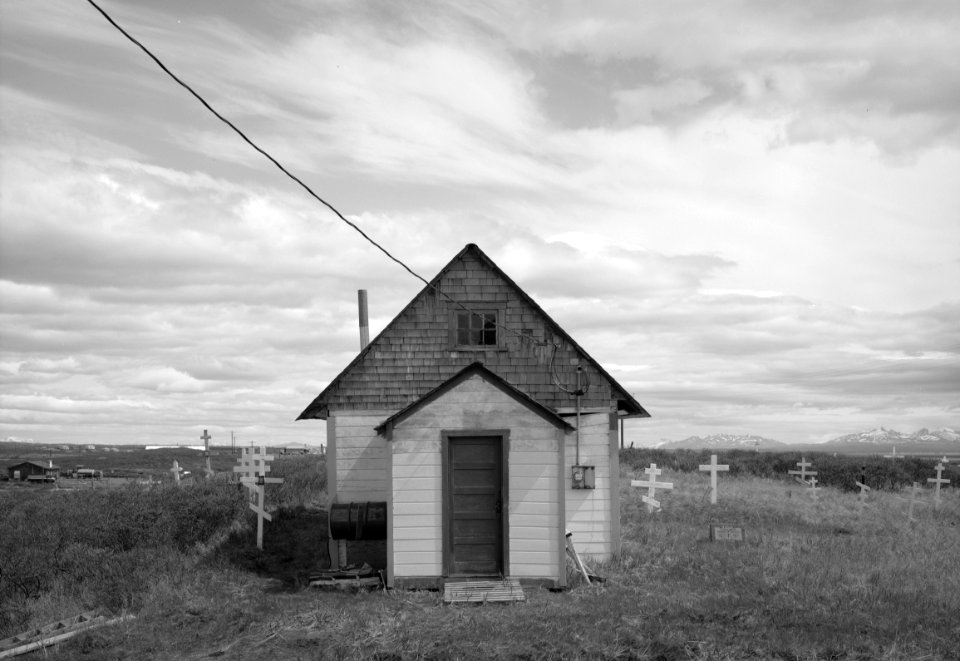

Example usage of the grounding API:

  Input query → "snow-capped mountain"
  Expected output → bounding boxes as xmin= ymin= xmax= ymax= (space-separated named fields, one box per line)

xmin=826 ymin=427 xmax=959 ymax=446
xmin=656 ymin=433 xmax=785 ymax=450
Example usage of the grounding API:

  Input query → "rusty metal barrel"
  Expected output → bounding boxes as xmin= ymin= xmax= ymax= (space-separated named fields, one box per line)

xmin=329 ymin=501 xmax=387 ymax=540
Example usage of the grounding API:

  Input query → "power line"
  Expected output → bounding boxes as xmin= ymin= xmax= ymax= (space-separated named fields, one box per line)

xmin=84 ymin=0 xmax=427 ymax=289
xmin=84 ymin=0 xmax=549 ymax=354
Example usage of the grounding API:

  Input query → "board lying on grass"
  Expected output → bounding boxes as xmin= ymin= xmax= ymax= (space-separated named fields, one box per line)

xmin=0 ymin=611 xmax=134 ymax=659
xmin=443 ymin=578 xmax=526 ymax=604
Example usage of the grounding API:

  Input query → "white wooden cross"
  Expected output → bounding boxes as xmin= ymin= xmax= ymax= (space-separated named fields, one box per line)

xmin=170 ymin=460 xmax=182 ymax=483
xmin=233 ymin=445 xmax=284 ymax=549
xmin=698 ymin=454 xmax=729 ymax=505
xmin=631 ymin=463 xmax=674 ymax=513
xmin=788 ymin=457 xmax=817 ymax=486
xmin=855 ymin=480 xmax=871 ymax=503
xmin=807 ymin=476 xmax=820 ymax=500
xmin=928 ymin=463 xmax=950 ymax=510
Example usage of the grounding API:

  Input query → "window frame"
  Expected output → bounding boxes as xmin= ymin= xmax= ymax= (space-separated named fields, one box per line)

xmin=448 ymin=303 xmax=506 ymax=350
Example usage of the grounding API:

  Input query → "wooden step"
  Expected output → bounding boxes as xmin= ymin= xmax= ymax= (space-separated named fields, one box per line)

xmin=443 ymin=578 xmax=525 ymax=604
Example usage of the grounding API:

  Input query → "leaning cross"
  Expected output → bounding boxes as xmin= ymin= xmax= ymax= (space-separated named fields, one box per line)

xmin=233 ymin=445 xmax=284 ymax=549
xmin=855 ymin=480 xmax=871 ymax=503
xmin=631 ymin=463 xmax=674 ymax=513
xmin=928 ymin=463 xmax=950 ymax=510
xmin=698 ymin=454 xmax=729 ymax=505
xmin=788 ymin=457 xmax=817 ymax=486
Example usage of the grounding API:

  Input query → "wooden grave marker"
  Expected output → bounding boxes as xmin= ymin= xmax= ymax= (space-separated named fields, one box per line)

xmin=788 ymin=457 xmax=816 ymax=486
xmin=631 ymin=463 xmax=674 ymax=513
xmin=201 ymin=429 xmax=214 ymax=478
xmin=233 ymin=445 xmax=284 ymax=549
xmin=709 ymin=524 xmax=744 ymax=542
xmin=698 ymin=454 xmax=729 ymax=505
xmin=170 ymin=460 xmax=182 ymax=483
xmin=907 ymin=481 xmax=925 ymax=522
xmin=854 ymin=466 xmax=871 ymax=506
xmin=927 ymin=463 xmax=950 ymax=510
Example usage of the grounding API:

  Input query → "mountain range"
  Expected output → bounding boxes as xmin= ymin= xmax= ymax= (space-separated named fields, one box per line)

xmin=656 ymin=427 xmax=959 ymax=454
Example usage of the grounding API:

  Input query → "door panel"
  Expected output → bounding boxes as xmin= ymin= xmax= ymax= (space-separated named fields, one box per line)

xmin=447 ymin=436 xmax=503 ymax=576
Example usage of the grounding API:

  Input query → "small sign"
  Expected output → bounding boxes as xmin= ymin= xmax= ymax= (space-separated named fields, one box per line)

xmin=709 ymin=524 xmax=744 ymax=542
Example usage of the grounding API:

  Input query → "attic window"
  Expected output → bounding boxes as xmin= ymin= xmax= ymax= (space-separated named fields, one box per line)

xmin=456 ymin=311 xmax=497 ymax=346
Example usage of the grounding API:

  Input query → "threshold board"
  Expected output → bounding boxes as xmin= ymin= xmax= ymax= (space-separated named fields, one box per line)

xmin=443 ymin=577 xmax=525 ymax=604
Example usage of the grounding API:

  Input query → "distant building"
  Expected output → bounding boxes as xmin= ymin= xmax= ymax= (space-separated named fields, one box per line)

xmin=7 ymin=461 xmax=60 ymax=482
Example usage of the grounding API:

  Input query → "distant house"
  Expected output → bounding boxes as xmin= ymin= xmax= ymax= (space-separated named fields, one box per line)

xmin=298 ymin=244 xmax=649 ymax=589
xmin=7 ymin=461 xmax=59 ymax=482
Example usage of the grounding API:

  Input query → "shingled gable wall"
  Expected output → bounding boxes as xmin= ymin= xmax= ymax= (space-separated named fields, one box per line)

xmin=299 ymin=244 xmax=645 ymax=420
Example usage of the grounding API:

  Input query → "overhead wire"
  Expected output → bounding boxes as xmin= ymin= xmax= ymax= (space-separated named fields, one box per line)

xmin=83 ymin=0 xmax=584 ymax=382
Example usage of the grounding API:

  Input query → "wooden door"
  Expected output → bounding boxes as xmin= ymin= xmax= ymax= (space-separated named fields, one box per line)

xmin=445 ymin=436 xmax=504 ymax=576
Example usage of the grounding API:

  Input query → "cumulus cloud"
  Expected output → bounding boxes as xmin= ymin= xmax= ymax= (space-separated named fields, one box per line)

xmin=0 ymin=0 xmax=957 ymax=445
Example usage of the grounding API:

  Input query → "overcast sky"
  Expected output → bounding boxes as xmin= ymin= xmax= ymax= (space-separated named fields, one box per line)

xmin=1 ymin=0 xmax=958 ymax=448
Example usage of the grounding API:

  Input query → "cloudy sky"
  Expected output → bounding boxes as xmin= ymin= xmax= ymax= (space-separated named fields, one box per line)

xmin=1 ymin=1 xmax=958 ymax=448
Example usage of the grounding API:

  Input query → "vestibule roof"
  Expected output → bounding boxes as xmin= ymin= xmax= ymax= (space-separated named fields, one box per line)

xmin=375 ymin=361 xmax=575 ymax=439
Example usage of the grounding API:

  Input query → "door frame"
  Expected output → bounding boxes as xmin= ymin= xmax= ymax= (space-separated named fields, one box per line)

xmin=441 ymin=429 xmax=510 ymax=577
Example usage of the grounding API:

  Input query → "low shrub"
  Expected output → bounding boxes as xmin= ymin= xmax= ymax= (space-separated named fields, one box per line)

xmin=0 ymin=482 xmax=246 ymax=636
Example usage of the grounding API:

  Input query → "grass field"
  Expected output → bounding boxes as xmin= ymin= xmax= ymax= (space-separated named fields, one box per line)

xmin=1 ymin=451 xmax=958 ymax=660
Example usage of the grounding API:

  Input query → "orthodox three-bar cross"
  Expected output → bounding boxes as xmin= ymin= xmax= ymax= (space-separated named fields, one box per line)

xmin=201 ymin=429 xmax=214 ymax=478
xmin=698 ymin=454 xmax=729 ymax=505
xmin=788 ymin=457 xmax=817 ymax=486
xmin=233 ymin=445 xmax=284 ymax=549
xmin=631 ymin=463 xmax=674 ymax=513
xmin=928 ymin=463 xmax=950 ymax=510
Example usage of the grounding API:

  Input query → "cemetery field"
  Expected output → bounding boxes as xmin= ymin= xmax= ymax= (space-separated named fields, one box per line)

xmin=1 ymin=454 xmax=958 ymax=660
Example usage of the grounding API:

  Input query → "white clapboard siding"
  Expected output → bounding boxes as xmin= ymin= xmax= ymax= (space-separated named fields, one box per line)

xmin=332 ymin=412 xmax=391 ymax=502
xmin=564 ymin=412 xmax=615 ymax=559
xmin=390 ymin=373 xmax=562 ymax=582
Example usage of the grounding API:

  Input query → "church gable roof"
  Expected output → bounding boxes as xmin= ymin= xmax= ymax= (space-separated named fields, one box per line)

xmin=297 ymin=243 xmax=648 ymax=420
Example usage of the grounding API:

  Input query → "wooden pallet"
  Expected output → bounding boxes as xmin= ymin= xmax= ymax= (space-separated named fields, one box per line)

xmin=443 ymin=578 xmax=525 ymax=604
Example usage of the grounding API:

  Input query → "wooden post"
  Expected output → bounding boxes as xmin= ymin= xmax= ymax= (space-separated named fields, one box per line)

xmin=358 ymin=289 xmax=369 ymax=350
xmin=698 ymin=454 xmax=729 ymax=505
xmin=201 ymin=429 xmax=214 ymax=478
xmin=927 ymin=463 xmax=950 ymax=510
xmin=907 ymin=481 xmax=923 ymax=522
xmin=631 ymin=463 xmax=674 ymax=513
xmin=565 ymin=531 xmax=591 ymax=585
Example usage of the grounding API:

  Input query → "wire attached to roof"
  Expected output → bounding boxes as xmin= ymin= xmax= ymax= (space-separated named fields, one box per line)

xmin=84 ymin=0 xmax=595 ymax=395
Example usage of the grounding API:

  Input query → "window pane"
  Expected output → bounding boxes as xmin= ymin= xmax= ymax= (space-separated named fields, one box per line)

xmin=455 ymin=310 xmax=497 ymax=346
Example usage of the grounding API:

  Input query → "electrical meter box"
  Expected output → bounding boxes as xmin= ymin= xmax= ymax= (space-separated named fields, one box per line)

xmin=571 ymin=465 xmax=595 ymax=489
